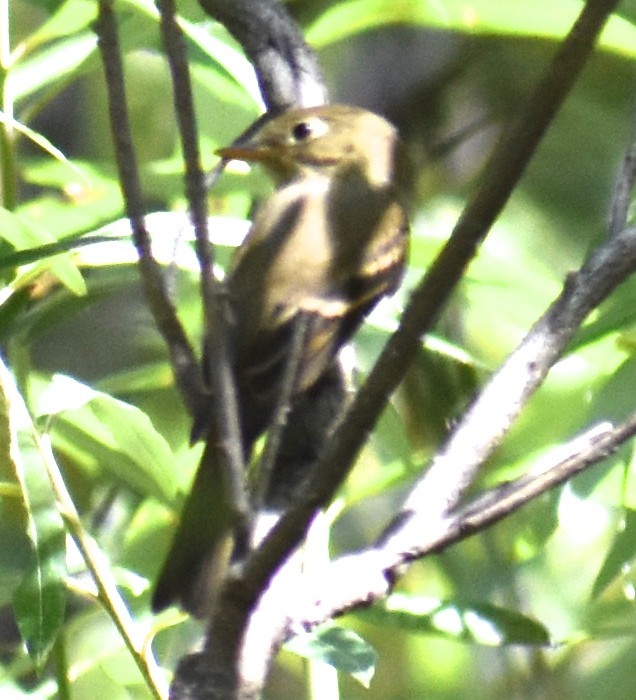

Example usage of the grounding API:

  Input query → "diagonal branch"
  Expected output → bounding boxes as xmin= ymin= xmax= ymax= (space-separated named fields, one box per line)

xmin=289 ymin=415 xmax=636 ymax=631
xmin=283 ymin=69 xmax=636 ymax=636
xmin=396 ymin=222 xmax=636 ymax=535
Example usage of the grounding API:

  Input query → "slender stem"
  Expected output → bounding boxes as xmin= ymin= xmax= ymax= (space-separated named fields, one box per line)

xmin=155 ymin=0 xmax=249 ymax=529
xmin=43 ymin=433 xmax=169 ymax=700
xmin=52 ymin=631 xmax=72 ymax=700
xmin=94 ymin=0 xmax=203 ymax=418
xmin=0 ymin=0 xmax=17 ymax=209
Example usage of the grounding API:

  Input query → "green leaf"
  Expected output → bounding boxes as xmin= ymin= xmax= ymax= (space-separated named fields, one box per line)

xmin=19 ymin=160 xmax=123 ymax=240
xmin=0 ymin=206 xmax=58 ymax=250
xmin=0 ymin=359 xmax=67 ymax=668
xmin=307 ymin=0 xmax=636 ymax=58
xmin=23 ymin=0 xmax=97 ymax=50
xmin=43 ymin=375 xmax=178 ymax=504
xmin=365 ymin=593 xmax=551 ymax=646
xmin=123 ymin=0 xmax=262 ymax=106
xmin=286 ymin=625 xmax=377 ymax=688
xmin=12 ymin=32 xmax=97 ymax=104
xmin=591 ymin=508 xmax=636 ymax=599
xmin=0 ymin=207 xmax=86 ymax=296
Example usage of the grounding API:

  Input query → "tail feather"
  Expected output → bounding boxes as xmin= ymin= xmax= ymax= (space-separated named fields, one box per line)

xmin=152 ymin=438 xmax=236 ymax=618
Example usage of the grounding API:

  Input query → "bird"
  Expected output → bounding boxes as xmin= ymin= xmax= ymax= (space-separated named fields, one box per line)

xmin=152 ymin=104 xmax=410 ymax=617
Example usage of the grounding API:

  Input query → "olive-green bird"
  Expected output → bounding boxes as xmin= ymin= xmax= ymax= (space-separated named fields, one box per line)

xmin=153 ymin=104 xmax=410 ymax=617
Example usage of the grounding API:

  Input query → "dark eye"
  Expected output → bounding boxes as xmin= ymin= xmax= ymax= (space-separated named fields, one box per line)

xmin=291 ymin=121 xmax=314 ymax=141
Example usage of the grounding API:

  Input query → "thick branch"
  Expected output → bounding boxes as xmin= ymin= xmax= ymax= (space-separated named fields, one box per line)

xmin=197 ymin=0 xmax=327 ymax=110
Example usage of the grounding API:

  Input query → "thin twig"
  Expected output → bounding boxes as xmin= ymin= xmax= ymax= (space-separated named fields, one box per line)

xmin=284 ymin=112 xmax=636 ymax=641
xmin=94 ymin=0 xmax=202 ymax=418
xmin=609 ymin=131 xmax=636 ymax=236
xmin=43 ymin=432 xmax=169 ymax=700
xmin=0 ymin=0 xmax=17 ymax=210
xmin=285 ymin=26 xmax=636 ymax=635
xmin=395 ymin=234 xmax=636 ymax=533
xmin=255 ymin=313 xmax=311 ymax=508
xmin=155 ymin=0 xmax=249 ymax=540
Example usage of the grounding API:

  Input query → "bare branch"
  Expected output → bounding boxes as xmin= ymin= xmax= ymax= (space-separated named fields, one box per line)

xmin=94 ymin=0 xmax=202 ymax=418
xmin=289 ymin=416 xmax=636 ymax=631
xmin=609 ymin=128 xmax=636 ymax=236
xmin=285 ymin=58 xmax=636 ymax=636
xmin=155 ymin=0 xmax=249 ymax=536
xmin=398 ymin=224 xmax=636 ymax=536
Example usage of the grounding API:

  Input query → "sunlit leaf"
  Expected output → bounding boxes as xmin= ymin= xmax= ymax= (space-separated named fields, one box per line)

xmin=286 ymin=625 xmax=377 ymax=687
xmin=122 ymin=0 xmax=262 ymax=106
xmin=23 ymin=0 xmax=96 ymax=50
xmin=42 ymin=375 xmax=178 ymax=504
xmin=592 ymin=508 xmax=636 ymax=599
xmin=307 ymin=0 xmax=636 ymax=58
xmin=12 ymin=32 xmax=97 ymax=103
xmin=0 ymin=208 xmax=86 ymax=296
xmin=365 ymin=593 xmax=551 ymax=646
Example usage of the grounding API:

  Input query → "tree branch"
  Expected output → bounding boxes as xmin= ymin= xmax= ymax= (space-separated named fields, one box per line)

xmin=287 ymin=95 xmax=636 ymax=637
xmin=197 ymin=0 xmax=327 ymax=110
xmin=94 ymin=0 xmax=202 ymax=418
xmin=155 ymin=0 xmax=249 ymax=539
xmin=281 ymin=72 xmax=636 ymax=636
xmin=287 ymin=416 xmax=636 ymax=631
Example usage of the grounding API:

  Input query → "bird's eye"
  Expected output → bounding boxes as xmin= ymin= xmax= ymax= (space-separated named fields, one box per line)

xmin=291 ymin=121 xmax=314 ymax=142
xmin=288 ymin=116 xmax=329 ymax=144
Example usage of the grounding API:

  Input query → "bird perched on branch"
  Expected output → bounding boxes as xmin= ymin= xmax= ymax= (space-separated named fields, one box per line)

xmin=152 ymin=104 xmax=410 ymax=617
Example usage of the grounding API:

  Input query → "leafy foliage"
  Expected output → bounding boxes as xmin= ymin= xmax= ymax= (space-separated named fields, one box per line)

xmin=1 ymin=1 xmax=636 ymax=699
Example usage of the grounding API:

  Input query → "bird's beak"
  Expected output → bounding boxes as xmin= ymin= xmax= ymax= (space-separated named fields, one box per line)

xmin=215 ymin=143 xmax=272 ymax=163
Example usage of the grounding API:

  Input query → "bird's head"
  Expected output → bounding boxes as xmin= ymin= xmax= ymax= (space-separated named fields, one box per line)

xmin=216 ymin=104 xmax=400 ymax=187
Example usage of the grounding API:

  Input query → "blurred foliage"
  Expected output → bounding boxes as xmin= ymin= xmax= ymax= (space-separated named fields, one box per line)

xmin=1 ymin=0 xmax=636 ymax=698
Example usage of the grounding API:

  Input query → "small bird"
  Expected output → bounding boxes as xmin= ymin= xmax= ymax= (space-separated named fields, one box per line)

xmin=152 ymin=104 xmax=410 ymax=617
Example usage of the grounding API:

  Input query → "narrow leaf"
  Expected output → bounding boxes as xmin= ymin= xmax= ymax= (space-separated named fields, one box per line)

xmin=364 ymin=593 xmax=551 ymax=646
xmin=0 ymin=359 xmax=67 ymax=667
xmin=592 ymin=508 xmax=636 ymax=598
